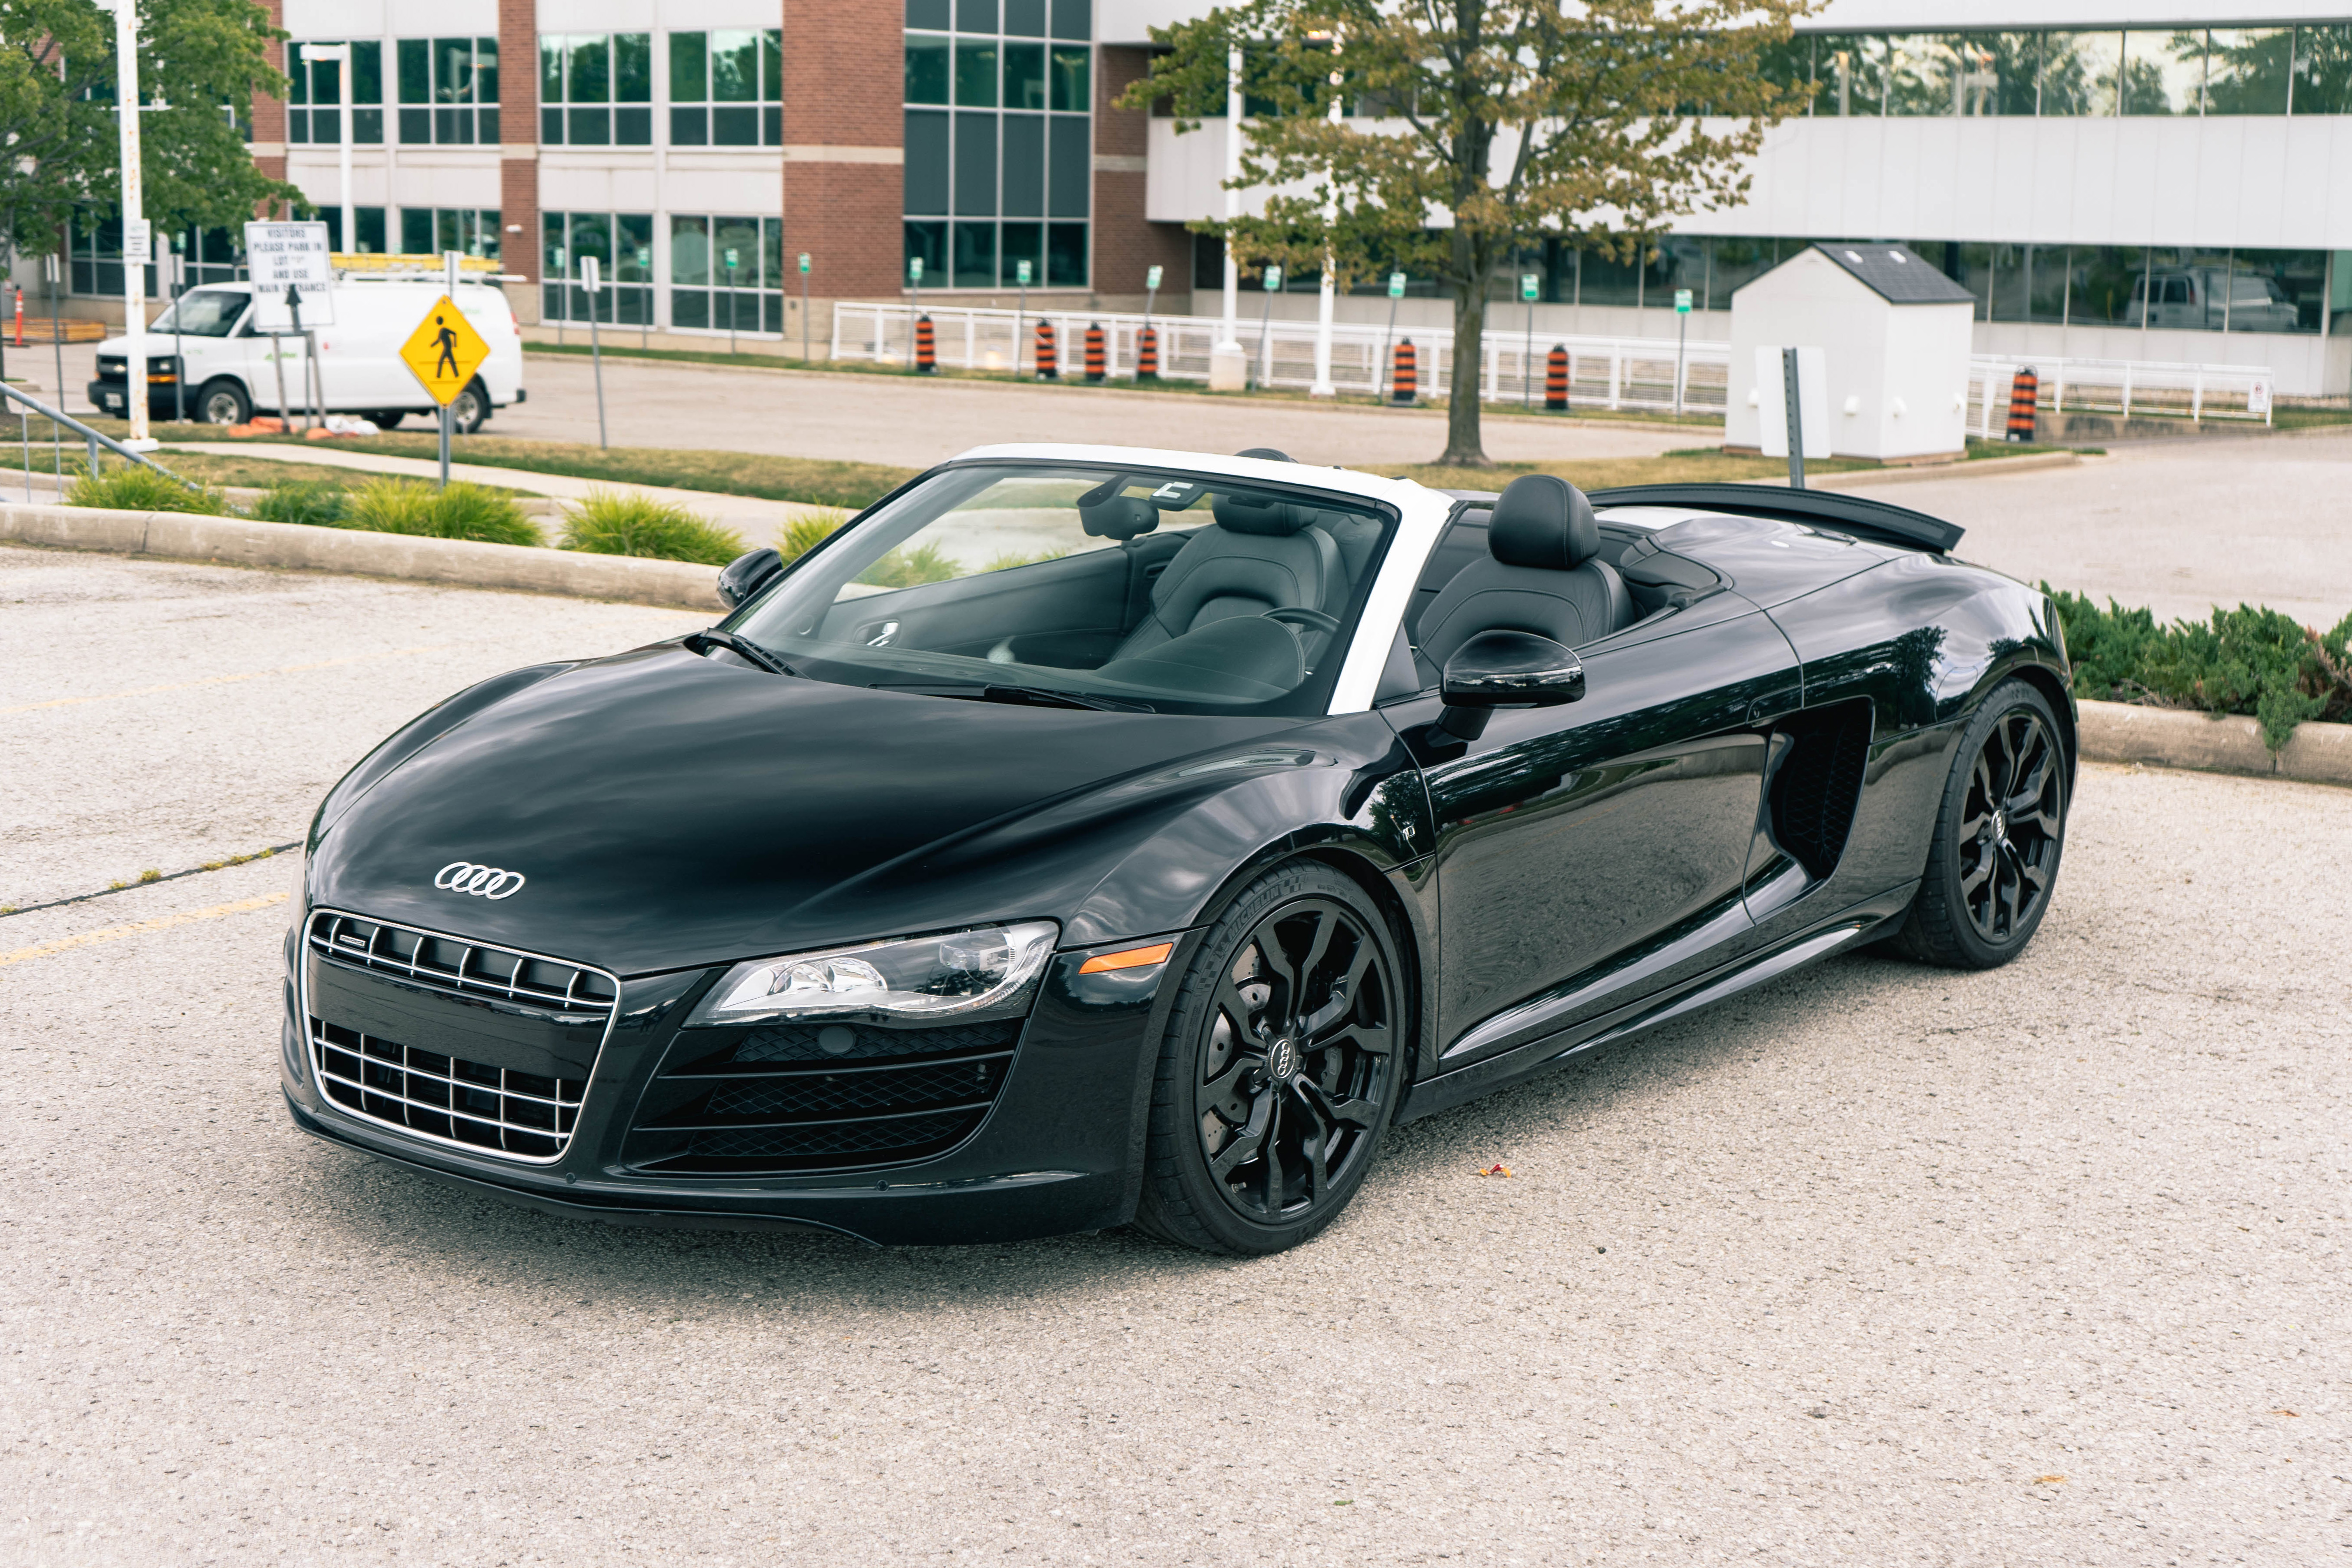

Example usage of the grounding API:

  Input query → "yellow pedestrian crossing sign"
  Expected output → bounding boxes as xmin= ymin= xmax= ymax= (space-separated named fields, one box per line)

xmin=399 ymin=296 xmax=491 ymax=406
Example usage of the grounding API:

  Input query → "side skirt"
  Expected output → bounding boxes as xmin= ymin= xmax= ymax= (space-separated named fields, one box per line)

xmin=1394 ymin=880 xmax=1917 ymax=1124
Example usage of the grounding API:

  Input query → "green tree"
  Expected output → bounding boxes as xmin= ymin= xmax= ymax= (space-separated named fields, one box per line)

xmin=1 ymin=0 xmax=297 ymax=268
xmin=1126 ymin=0 xmax=1816 ymax=465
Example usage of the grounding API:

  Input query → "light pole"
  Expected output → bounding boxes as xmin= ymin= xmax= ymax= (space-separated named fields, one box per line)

xmin=303 ymin=43 xmax=353 ymax=255
xmin=109 ymin=0 xmax=156 ymax=449
xmin=1309 ymin=35 xmax=1341 ymax=400
xmin=1208 ymin=40 xmax=1246 ymax=391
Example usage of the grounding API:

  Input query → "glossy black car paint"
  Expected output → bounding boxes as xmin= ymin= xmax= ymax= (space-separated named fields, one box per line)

xmin=283 ymin=485 xmax=2071 ymax=1244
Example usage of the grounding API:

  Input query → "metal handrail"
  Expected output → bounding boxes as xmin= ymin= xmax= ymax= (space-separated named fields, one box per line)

xmin=0 ymin=380 xmax=202 ymax=492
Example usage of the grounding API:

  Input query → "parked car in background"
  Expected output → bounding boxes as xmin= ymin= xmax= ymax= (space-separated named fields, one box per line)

xmin=89 ymin=277 xmax=525 ymax=431
xmin=2127 ymin=268 xmax=2300 ymax=332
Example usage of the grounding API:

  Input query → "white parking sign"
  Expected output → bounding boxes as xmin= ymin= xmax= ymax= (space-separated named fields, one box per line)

xmin=244 ymin=221 xmax=336 ymax=329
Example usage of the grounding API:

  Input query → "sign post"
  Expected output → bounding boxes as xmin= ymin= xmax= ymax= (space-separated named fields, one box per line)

xmin=398 ymin=294 xmax=491 ymax=488
xmin=245 ymin=220 xmax=335 ymax=433
xmin=581 ymin=254 xmax=607 ymax=449
xmin=167 ymin=241 xmax=187 ymax=424
xmin=107 ymin=0 xmax=156 ymax=448
xmin=906 ymin=254 xmax=922 ymax=368
xmin=1014 ymin=258 xmax=1030 ymax=377
xmin=1253 ymin=265 xmax=1281 ymax=391
xmin=798 ymin=252 xmax=811 ymax=364
xmin=1521 ymin=272 xmax=1539 ymax=406
xmin=1673 ymin=288 xmax=1693 ymax=418
xmin=1379 ymin=271 xmax=1405 ymax=402
xmin=1144 ymin=264 xmax=1162 ymax=334
xmin=724 ymin=247 xmax=742 ymax=355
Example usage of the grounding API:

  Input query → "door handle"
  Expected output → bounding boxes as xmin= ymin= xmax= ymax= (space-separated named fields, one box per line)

xmin=1746 ymin=685 xmax=1803 ymax=725
xmin=859 ymin=619 xmax=900 ymax=647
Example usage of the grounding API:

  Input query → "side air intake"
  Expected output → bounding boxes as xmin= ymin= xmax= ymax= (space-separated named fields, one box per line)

xmin=1770 ymin=701 xmax=1873 ymax=880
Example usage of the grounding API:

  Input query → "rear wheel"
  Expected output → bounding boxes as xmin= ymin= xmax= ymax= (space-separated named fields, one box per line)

xmin=451 ymin=379 xmax=489 ymax=434
xmin=1889 ymin=679 xmax=2068 ymax=968
xmin=1135 ymin=863 xmax=1407 ymax=1255
xmin=195 ymin=378 xmax=250 ymax=426
xmin=367 ymin=410 xmax=405 ymax=430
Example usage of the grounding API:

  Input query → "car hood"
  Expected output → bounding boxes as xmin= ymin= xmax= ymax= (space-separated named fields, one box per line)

xmin=309 ymin=645 xmax=1303 ymax=975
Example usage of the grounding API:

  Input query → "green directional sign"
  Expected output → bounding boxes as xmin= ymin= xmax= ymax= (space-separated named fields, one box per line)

xmin=1388 ymin=272 xmax=1406 ymax=299
xmin=1146 ymin=264 xmax=1163 ymax=290
xmin=798 ymin=252 xmax=811 ymax=274
xmin=1675 ymin=288 xmax=1693 ymax=313
xmin=1017 ymin=259 xmax=1032 ymax=285
xmin=908 ymin=256 xmax=923 ymax=283
xmin=1264 ymin=265 xmax=1283 ymax=291
xmin=1521 ymin=273 xmax=1539 ymax=301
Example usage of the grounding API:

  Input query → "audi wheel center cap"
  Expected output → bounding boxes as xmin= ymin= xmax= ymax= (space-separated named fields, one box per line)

xmin=1268 ymin=1037 xmax=1298 ymax=1079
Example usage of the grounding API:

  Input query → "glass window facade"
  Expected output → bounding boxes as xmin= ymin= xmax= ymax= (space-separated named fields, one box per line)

xmin=669 ymin=30 xmax=782 ymax=146
xmin=320 ymin=207 xmax=388 ymax=254
xmin=905 ymin=0 xmax=1091 ymax=289
xmin=670 ymin=214 xmax=787 ymax=331
xmin=1770 ymin=24 xmax=2352 ymax=116
xmin=541 ymin=34 xmax=653 ymax=145
xmin=543 ymin=212 xmax=656 ymax=324
xmin=398 ymin=208 xmax=501 ymax=261
xmin=287 ymin=41 xmax=384 ymax=144
xmin=397 ymin=37 xmax=498 ymax=144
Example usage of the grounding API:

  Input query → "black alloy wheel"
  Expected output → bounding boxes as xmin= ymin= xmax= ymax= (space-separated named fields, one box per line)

xmin=1136 ymin=863 xmax=1405 ymax=1255
xmin=196 ymin=378 xmax=250 ymax=426
xmin=1890 ymin=678 xmax=2068 ymax=968
xmin=369 ymin=410 xmax=405 ymax=430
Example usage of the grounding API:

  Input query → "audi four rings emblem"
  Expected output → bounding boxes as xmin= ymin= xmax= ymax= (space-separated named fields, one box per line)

xmin=435 ymin=862 xmax=527 ymax=899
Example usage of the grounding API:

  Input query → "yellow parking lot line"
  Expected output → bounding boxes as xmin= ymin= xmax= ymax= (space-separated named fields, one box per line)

xmin=2 ymin=645 xmax=452 ymax=715
xmin=0 ymin=893 xmax=288 ymax=969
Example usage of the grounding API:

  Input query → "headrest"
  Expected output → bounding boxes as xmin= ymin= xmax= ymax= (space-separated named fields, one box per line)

xmin=1212 ymin=491 xmax=1314 ymax=536
xmin=1489 ymin=473 xmax=1599 ymax=571
xmin=1236 ymin=447 xmax=1296 ymax=462
xmin=1080 ymin=495 xmax=1160 ymax=540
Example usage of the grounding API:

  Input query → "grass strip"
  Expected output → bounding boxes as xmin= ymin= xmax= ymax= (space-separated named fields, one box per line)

xmin=0 ymin=843 xmax=296 ymax=919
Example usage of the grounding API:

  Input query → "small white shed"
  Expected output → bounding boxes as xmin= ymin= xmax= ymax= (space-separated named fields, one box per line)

xmin=1724 ymin=243 xmax=1976 ymax=464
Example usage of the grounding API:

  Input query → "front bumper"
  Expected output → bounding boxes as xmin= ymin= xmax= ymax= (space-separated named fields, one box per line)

xmin=280 ymin=921 xmax=1198 ymax=1246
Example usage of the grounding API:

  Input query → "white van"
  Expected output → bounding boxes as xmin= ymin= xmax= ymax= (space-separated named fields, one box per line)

xmin=91 ymin=278 xmax=526 ymax=432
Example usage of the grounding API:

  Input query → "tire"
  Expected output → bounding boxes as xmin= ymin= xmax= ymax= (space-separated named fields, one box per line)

xmin=194 ymin=379 xmax=250 ymax=426
xmin=368 ymin=410 xmax=405 ymax=430
xmin=1134 ymin=862 xmax=1408 ymax=1256
xmin=1887 ymin=679 xmax=2068 ymax=969
xmin=451 ymin=379 xmax=489 ymax=435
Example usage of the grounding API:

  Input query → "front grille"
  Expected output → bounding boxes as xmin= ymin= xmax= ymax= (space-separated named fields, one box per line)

xmin=309 ymin=1018 xmax=584 ymax=1159
xmin=624 ymin=1017 xmax=1022 ymax=1175
xmin=308 ymin=912 xmax=617 ymax=1016
xmin=301 ymin=911 xmax=617 ymax=1165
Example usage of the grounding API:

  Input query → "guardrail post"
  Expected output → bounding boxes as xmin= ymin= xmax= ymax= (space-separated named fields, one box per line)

xmin=2121 ymin=365 xmax=2132 ymax=419
xmin=1607 ymin=351 xmax=1621 ymax=411
xmin=2191 ymin=371 xmax=2203 ymax=422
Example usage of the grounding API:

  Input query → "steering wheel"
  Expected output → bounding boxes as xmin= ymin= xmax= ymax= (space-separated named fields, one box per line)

xmin=1265 ymin=606 xmax=1341 ymax=636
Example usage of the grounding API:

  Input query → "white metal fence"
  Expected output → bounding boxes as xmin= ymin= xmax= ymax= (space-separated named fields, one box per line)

xmin=832 ymin=301 xmax=2275 ymax=429
xmin=1964 ymin=354 xmax=2274 ymax=431
xmin=831 ymin=301 xmax=1729 ymax=415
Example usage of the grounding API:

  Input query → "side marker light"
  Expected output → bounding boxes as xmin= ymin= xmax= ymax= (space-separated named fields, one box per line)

xmin=1078 ymin=942 xmax=1174 ymax=974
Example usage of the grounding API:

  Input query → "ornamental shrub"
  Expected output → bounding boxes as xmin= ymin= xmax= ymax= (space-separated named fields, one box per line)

xmin=561 ymin=488 xmax=746 ymax=565
xmin=344 ymin=477 xmax=539 ymax=546
xmin=251 ymin=478 xmax=350 ymax=526
xmin=66 ymin=463 xmax=228 ymax=515
xmin=2047 ymin=586 xmax=2352 ymax=751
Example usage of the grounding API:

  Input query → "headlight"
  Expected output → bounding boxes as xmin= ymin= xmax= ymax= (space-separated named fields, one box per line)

xmin=686 ymin=921 xmax=1059 ymax=1028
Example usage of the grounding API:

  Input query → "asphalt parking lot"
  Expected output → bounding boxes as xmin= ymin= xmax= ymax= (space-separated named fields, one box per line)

xmin=4 ymin=546 xmax=2347 ymax=1565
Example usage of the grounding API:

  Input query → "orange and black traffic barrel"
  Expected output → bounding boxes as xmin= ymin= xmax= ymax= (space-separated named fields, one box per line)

xmin=1545 ymin=344 xmax=1569 ymax=410
xmin=1035 ymin=319 xmax=1058 ymax=379
xmin=2007 ymin=367 xmax=2039 ymax=441
xmin=1136 ymin=325 xmax=1159 ymax=381
xmin=1391 ymin=340 xmax=1417 ymax=404
xmin=914 ymin=314 xmax=937 ymax=374
xmin=1084 ymin=322 xmax=1107 ymax=382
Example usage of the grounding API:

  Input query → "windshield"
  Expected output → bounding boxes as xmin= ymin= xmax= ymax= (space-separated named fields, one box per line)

xmin=149 ymin=290 xmax=247 ymax=337
xmin=724 ymin=461 xmax=1396 ymax=715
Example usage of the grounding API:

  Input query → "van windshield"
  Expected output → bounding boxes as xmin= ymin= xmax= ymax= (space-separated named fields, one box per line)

xmin=149 ymin=291 xmax=246 ymax=338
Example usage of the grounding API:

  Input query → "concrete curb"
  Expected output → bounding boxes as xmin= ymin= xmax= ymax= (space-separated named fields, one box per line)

xmin=2077 ymin=697 xmax=2352 ymax=787
xmin=0 ymin=501 xmax=723 ymax=612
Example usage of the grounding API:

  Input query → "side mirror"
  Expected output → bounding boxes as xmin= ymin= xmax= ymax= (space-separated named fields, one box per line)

xmin=716 ymin=547 xmax=783 ymax=609
xmin=1437 ymin=629 xmax=1584 ymax=740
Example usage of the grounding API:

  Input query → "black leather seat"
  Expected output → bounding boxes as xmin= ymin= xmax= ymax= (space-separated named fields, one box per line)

xmin=1108 ymin=491 xmax=1342 ymax=660
xmin=1415 ymin=474 xmax=1633 ymax=668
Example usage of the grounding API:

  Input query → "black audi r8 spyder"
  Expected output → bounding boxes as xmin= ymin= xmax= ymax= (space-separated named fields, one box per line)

xmin=281 ymin=444 xmax=2073 ymax=1254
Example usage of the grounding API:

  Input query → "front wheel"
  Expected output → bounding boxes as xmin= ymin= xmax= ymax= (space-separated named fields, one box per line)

xmin=195 ymin=378 xmax=250 ymax=426
xmin=1888 ymin=679 xmax=2068 ymax=968
xmin=1134 ymin=863 xmax=1408 ymax=1256
xmin=366 ymin=410 xmax=405 ymax=430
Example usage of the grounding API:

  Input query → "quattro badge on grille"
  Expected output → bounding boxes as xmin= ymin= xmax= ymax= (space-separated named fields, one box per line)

xmin=434 ymin=861 xmax=527 ymax=899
